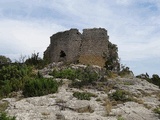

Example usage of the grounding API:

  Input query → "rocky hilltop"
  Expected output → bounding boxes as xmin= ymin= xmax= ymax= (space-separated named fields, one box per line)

xmin=1 ymin=28 xmax=160 ymax=120
xmin=1 ymin=62 xmax=160 ymax=120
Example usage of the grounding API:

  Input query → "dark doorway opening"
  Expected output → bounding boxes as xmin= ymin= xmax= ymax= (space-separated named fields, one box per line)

xmin=60 ymin=50 xmax=66 ymax=58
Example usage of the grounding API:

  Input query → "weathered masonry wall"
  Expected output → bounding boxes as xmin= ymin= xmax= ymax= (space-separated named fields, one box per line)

xmin=79 ymin=28 xmax=109 ymax=66
xmin=44 ymin=29 xmax=82 ymax=63
xmin=44 ymin=28 xmax=109 ymax=67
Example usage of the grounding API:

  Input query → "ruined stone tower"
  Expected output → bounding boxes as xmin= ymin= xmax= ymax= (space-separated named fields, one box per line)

xmin=44 ymin=29 xmax=82 ymax=63
xmin=44 ymin=28 xmax=109 ymax=67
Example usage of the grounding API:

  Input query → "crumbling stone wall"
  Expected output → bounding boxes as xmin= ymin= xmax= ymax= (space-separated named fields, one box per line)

xmin=44 ymin=29 xmax=82 ymax=63
xmin=79 ymin=28 xmax=109 ymax=66
xmin=44 ymin=28 xmax=109 ymax=67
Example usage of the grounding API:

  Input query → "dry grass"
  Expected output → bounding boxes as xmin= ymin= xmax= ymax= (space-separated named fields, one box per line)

xmin=137 ymin=89 xmax=151 ymax=97
xmin=103 ymin=99 xmax=112 ymax=115
xmin=143 ymin=104 xmax=152 ymax=109
xmin=152 ymin=91 xmax=160 ymax=99
xmin=76 ymin=105 xmax=94 ymax=113
xmin=0 ymin=100 xmax=9 ymax=112
xmin=55 ymin=99 xmax=66 ymax=104
xmin=133 ymin=98 xmax=144 ymax=104
xmin=106 ymin=71 xmax=118 ymax=78
xmin=41 ymin=112 xmax=50 ymax=116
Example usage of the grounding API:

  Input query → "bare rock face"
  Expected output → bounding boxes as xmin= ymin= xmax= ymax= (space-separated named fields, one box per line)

xmin=3 ymin=77 xmax=160 ymax=120
xmin=44 ymin=28 xmax=109 ymax=67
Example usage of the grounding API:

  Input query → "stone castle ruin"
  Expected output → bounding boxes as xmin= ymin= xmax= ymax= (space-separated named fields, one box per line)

xmin=44 ymin=28 xmax=114 ymax=67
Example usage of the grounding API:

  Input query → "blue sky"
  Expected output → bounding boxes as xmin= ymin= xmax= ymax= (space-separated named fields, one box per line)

xmin=0 ymin=0 xmax=160 ymax=76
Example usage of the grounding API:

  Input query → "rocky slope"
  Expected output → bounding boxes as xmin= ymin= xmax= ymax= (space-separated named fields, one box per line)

xmin=1 ymin=63 xmax=160 ymax=120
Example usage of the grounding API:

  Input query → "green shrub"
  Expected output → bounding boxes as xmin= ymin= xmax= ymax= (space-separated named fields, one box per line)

xmin=73 ymin=91 xmax=97 ymax=100
xmin=105 ymin=42 xmax=120 ymax=72
xmin=0 ymin=55 xmax=11 ymax=64
xmin=50 ymin=69 xmax=77 ymax=80
xmin=109 ymin=90 xmax=132 ymax=102
xmin=50 ymin=67 xmax=99 ymax=88
xmin=151 ymin=74 xmax=160 ymax=87
xmin=117 ymin=115 xmax=125 ymax=120
xmin=71 ymin=68 xmax=99 ymax=88
xmin=71 ymin=71 xmax=98 ymax=88
xmin=25 ymin=52 xmax=47 ymax=69
xmin=154 ymin=107 xmax=160 ymax=114
xmin=0 ymin=64 xmax=33 ymax=98
xmin=0 ymin=112 xmax=16 ymax=120
xmin=0 ymin=64 xmax=32 ymax=81
xmin=0 ymin=81 xmax=12 ymax=97
xmin=23 ymin=78 xmax=58 ymax=97
xmin=137 ymin=74 xmax=160 ymax=88
xmin=118 ymin=66 xmax=132 ymax=77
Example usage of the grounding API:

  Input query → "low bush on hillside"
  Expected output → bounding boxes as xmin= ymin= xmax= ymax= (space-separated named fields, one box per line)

xmin=71 ymin=71 xmax=98 ymax=88
xmin=136 ymin=73 xmax=160 ymax=88
xmin=104 ymin=99 xmax=112 ymax=115
xmin=0 ymin=101 xmax=9 ymax=113
xmin=23 ymin=78 xmax=59 ymax=97
xmin=150 ymin=74 xmax=160 ymax=87
xmin=0 ymin=64 xmax=32 ymax=81
xmin=0 ymin=55 xmax=11 ymax=64
xmin=25 ymin=52 xmax=48 ymax=69
xmin=73 ymin=91 xmax=97 ymax=100
xmin=109 ymin=89 xmax=132 ymax=103
xmin=0 ymin=64 xmax=33 ymax=98
xmin=0 ymin=62 xmax=55 ymax=98
xmin=118 ymin=66 xmax=132 ymax=77
xmin=154 ymin=107 xmax=160 ymax=114
xmin=0 ymin=112 xmax=16 ymax=120
xmin=50 ymin=68 xmax=77 ymax=80
xmin=50 ymin=67 xmax=99 ymax=88
xmin=117 ymin=115 xmax=125 ymax=120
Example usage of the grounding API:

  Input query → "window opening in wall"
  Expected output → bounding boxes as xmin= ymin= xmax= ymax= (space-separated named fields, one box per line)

xmin=60 ymin=50 xmax=66 ymax=58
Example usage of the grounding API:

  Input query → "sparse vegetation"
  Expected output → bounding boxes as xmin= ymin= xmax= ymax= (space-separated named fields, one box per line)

xmin=0 ymin=101 xmax=9 ymax=112
xmin=109 ymin=89 xmax=132 ymax=103
xmin=104 ymin=99 xmax=112 ymax=115
xmin=136 ymin=73 xmax=160 ymax=88
xmin=118 ymin=65 xmax=132 ymax=77
xmin=25 ymin=52 xmax=47 ymax=69
xmin=0 ymin=55 xmax=11 ymax=65
xmin=105 ymin=42 xmax=120 ymax=72
xmin=23 ymin=78 xmax=58 ymax=97
xmin=117 ymin=115 xmax=125 ymax=120
xmin=106 ymin=70 xmax=118 ymax=78
xmin=154 ymin=106 xmax=160 ymax=114
xmin=0 ymin=54 xmax=60 ymax=99
xmin=50 ymin=68 xmax=77 ymax=80
xmin=50 ymin=67 xmax=99 ymax=88
xmin=0 ymin=112 xmax=16 ymax=120
xmin=73 ymin=91 xmax=97 ymax=100
xmin=76 ymin=105 xmax=94 ymax=113
xmin=0 ymin=64 xmax=33 ymax=98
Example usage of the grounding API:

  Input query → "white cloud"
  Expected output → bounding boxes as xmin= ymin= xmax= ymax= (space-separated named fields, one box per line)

xmin=0 ymin=19 xmax=66 ymax=60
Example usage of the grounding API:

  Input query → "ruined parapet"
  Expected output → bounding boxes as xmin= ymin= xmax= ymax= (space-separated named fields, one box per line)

xmin=44 ymin=28 xmax=110 ymax=67
xmin=79 ymin=28 xmax=109 ymax=67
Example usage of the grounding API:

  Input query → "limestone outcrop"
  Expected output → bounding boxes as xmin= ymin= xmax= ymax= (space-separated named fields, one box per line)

xmin=2 ymin=63 xmax=160 ymax=120
xmin=44 ymin=28 xmax=109 ymax=67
